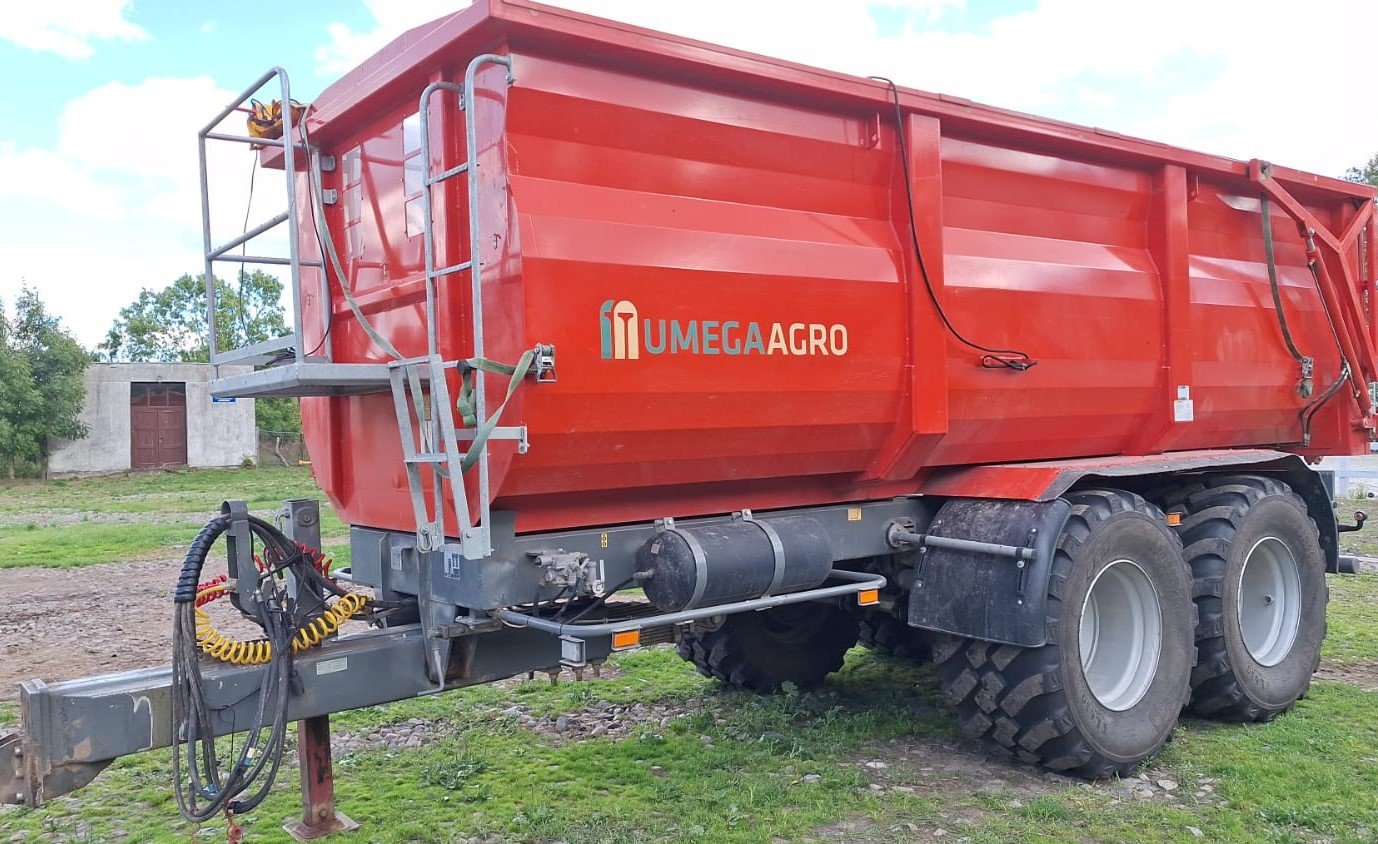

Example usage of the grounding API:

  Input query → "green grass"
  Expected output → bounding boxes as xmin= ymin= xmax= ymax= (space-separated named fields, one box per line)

xmin=1325 ymin=574 xmax=1378 ymax=665
xmin=1338 ymin=497 xmax=1378 ymax=558
xmin=5 ymin=648 xmax=1378 ymax=843
xmin=0 ymin=467 xmax=348 ymax=568
xmin=3 ymin=478 xmax=1378 ymax=839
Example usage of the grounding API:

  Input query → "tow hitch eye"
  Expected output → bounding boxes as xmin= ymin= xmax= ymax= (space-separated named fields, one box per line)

xmin=1338 ymin=510 xmax=1368 ymax=534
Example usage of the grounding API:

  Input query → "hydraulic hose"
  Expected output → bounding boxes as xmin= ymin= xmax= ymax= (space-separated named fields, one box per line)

xmin=171 ymin=512 xmax=355 ymax=822
xmin=1261 ymin=192 xmax=1315 ymax=398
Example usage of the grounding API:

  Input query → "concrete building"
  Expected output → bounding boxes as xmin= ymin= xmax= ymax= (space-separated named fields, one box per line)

xmin=47 ymin=363 xmax=257 ymax=476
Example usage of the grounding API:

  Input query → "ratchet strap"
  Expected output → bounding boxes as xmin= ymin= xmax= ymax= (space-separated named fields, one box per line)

xmin=455 ymin=346 xmax=538 ymax=471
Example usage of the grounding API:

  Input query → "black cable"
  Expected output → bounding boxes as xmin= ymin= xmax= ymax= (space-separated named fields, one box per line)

xmin=1299 ymin=364 xmax=1350 ymax=447
xmin=869 ymin=76 xmax=1036 ymax=372
xmin=1261 ymin=192 xmax=1314 ymax=397
xmin=171 ymin=513 xmax=343 ymax=822
xmin=1294 ymin=248 xmax=1360 ymax=446
xmin=559 ymin=575 xmax=638 ymax=625
xmin=236 ymin=155 xmax=258 ymax=348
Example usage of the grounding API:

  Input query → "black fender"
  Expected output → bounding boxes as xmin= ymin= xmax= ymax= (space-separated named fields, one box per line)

xmin=907 ymin=497 xmax=1071 ymax=648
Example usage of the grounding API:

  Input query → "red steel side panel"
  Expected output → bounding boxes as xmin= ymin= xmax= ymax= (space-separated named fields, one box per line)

xmin=297 ymin=1 xmax=1376 ymax=536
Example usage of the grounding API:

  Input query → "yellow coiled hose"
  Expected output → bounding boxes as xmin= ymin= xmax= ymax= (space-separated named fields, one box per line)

xmin=193 ymin=585 xmax=368 ymax=666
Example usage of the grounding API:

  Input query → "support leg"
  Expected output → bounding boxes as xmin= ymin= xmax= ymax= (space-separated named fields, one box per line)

xmin=281 ymin=499 xmax=359 ymax=840
xmin=283 ymin=714 xmax=357 ymax=840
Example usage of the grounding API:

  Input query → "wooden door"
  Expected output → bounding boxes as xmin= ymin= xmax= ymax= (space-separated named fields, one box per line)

xmin=130 ymin=382 xmax=188 ymax=469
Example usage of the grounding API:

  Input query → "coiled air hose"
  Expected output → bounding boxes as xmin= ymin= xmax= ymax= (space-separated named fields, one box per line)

xmin=193 ymin=587 xmax=368 ymax=666
xmin=171 ymin=512 xmax=366 ymax=823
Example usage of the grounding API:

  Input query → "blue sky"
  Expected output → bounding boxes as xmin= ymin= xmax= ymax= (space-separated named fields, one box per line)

xmin=0 ymin=4 xmax=373 ymax=148
xmin=0 ymin=0 xmax=1373 ymax=349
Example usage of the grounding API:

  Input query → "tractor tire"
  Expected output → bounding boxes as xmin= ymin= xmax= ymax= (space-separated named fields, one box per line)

xmin=934 ymin=489 xmax=1196 ymax=779
xmin=1163 ymin=475 xmax=1327 ymax=722
xmin=677 ymin=602 xmax=859 ymax=692
xmin=859 ymin=609 xmax=932 ymax=661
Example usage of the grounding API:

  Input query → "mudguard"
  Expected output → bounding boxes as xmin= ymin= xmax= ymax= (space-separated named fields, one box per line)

xmin=907 ymin=498 xmax=1072 ymax=647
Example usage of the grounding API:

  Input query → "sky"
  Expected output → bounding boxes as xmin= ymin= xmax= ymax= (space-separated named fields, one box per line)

xmin=0 ymin=0 xmax=1375 ymax=350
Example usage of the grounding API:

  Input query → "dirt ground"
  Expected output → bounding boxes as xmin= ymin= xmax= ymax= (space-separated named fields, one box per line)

xmin=0 ymin=558 xmax=179 ymax=699
xmin=0 ymin=557 xmax=370 ymax=702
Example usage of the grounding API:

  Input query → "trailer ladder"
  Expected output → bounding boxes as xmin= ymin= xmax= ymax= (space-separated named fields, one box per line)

xmin=201 ymin=56 xmax=549 ymax=560
xmin=391 ymin=53 xmax=550 ymax=558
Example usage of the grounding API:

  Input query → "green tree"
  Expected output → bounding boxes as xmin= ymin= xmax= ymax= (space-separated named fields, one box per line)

xmin=0 ymin=289 xmax=90 ymax=477
xmin=99 ymin=270 xmax=288 ymax=363
xmin=100 ymin=271 xmax=300 ymax=434
xmin=1344 ymin=153 xmax=1378 ymax=187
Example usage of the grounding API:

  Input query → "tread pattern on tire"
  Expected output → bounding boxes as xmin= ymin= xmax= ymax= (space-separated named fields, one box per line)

xmin=858 ymin=609 xmax=932 ymax=661
xmin=1161 ymin=474 xmax=1326 ymax=722
xmin=933 ymin=489 xmax=1194 ymax=779
xmin=676 ymin=605 xmax=858 ymax=693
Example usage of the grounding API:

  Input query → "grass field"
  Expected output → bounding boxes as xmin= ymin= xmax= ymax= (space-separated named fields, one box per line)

xmin=1 ymin=469 xmax=1377 ymax=842
xmin=0 ymin=467 xmax=349 ymax=568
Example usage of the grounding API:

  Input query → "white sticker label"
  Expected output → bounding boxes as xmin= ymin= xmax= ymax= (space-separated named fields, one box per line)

xmin=1173 ymin=385 xmax=1194 ymax=422
xmin=316 ymin=657 xmax=348 ymax=676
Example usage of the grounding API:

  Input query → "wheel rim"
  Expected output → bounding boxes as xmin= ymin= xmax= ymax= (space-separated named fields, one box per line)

xmin=1237 ymin=537 xmax=1302 ymax=667
xmin=1078 ymin=559 xmax=1163 ymax=712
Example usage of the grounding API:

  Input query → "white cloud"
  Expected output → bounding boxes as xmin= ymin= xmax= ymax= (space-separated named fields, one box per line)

xmin=315 ymin=0 xmax=462 ymax=74
xmin=0 ymin=0 xmax=148 ymax=59
xmin=311 ymin=0 xmax=1378 ymax=177
xmin=0 ymin=143 xmax=125 ymax=222
xmin=7 ymin=0 xmax=1377 ymax=349
xmin=0 ymin=77 xmax=293 ymax=348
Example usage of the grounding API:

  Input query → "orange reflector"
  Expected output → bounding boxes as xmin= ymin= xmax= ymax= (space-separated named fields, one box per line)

xmin=1166 ymin=513 xmax=1182 ymax=526
xmin=611 ymin=629 xmax=641 ymax=650
xmin=857 ymin=589 xmax=880 ymax=607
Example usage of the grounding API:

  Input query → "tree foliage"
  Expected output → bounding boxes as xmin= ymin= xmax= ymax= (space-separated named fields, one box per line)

xmin=99 ymin=270 xmax=288 ymax=363
xmin=0 ymin=288 xmax=90 ymax=476
xmin=1345 ymin=153 xmax=1378 ymax=187
xmin=100 ymin=271 xmax=301 ymax=434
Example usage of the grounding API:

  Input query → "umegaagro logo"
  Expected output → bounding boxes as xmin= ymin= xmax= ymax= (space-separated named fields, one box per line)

xmin=599 ymin=300 xmax=848 ymax=360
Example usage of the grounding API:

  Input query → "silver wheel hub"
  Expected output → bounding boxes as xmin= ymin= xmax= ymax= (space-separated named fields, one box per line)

xmin=1237 ymin=537 xmax=1301 ymax=667
xmin=1079 ymin=559 xmax=1163 ymax=711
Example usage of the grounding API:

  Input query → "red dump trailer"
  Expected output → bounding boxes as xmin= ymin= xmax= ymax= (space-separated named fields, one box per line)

xmin=280 ymin=1 xmax=1377 ymax=536
xmin=4 ymin=0 xmax=1377 ymax=831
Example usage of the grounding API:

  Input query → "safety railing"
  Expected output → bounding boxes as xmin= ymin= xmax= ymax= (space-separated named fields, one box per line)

xmin=199 ymin=68 xmax=391 ymax=398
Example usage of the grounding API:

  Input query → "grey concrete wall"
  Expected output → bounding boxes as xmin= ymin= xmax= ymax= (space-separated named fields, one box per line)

xmin=187 ymin=374 xmax=257 ymax=468
xmin=48 ymin=363 xmax=257 ymax=476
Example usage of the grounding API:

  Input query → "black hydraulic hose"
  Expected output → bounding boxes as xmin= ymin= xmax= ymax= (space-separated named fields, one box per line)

xmin=869 ymin=76 xmax=1036 ymax=372
xmin=1261 ymin=192 xmax=1315 ymax=397
xmin=557 ymin=575 xmax=639 ymax=625
xmin=173 ymin=515 xmax=230 ymax=603
xmin=171 ymin=513 xmax=307 ymax=822
xmin=1299 ymin=364 xmax=1350 ymax=448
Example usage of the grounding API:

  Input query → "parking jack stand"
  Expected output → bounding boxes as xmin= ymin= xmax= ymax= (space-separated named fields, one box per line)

xmin=284 ymin=714 xmax=358 ymax=840
xmin=280 ymin=499 xmax=359 ymax=840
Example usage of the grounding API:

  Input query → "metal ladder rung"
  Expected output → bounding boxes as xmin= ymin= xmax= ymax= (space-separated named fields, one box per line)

xmin=426 ymin=162 xmax=468 ymax=185
xmin=203 ymin=131 xmax=311 ymax=150
xmin=432 ymin=261 xmax=473 ymax=279
xmin=404 ymin=453 xmax=449 ymax=464
xmin=209 ymin=212 xmax=290 ymax=259
xmin=215 ymin=255 xmax=323 ymax=267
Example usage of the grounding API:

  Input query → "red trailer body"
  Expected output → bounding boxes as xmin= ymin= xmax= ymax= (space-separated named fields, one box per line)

xmin=289 ymin=0 xmax=1378 ymax=538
